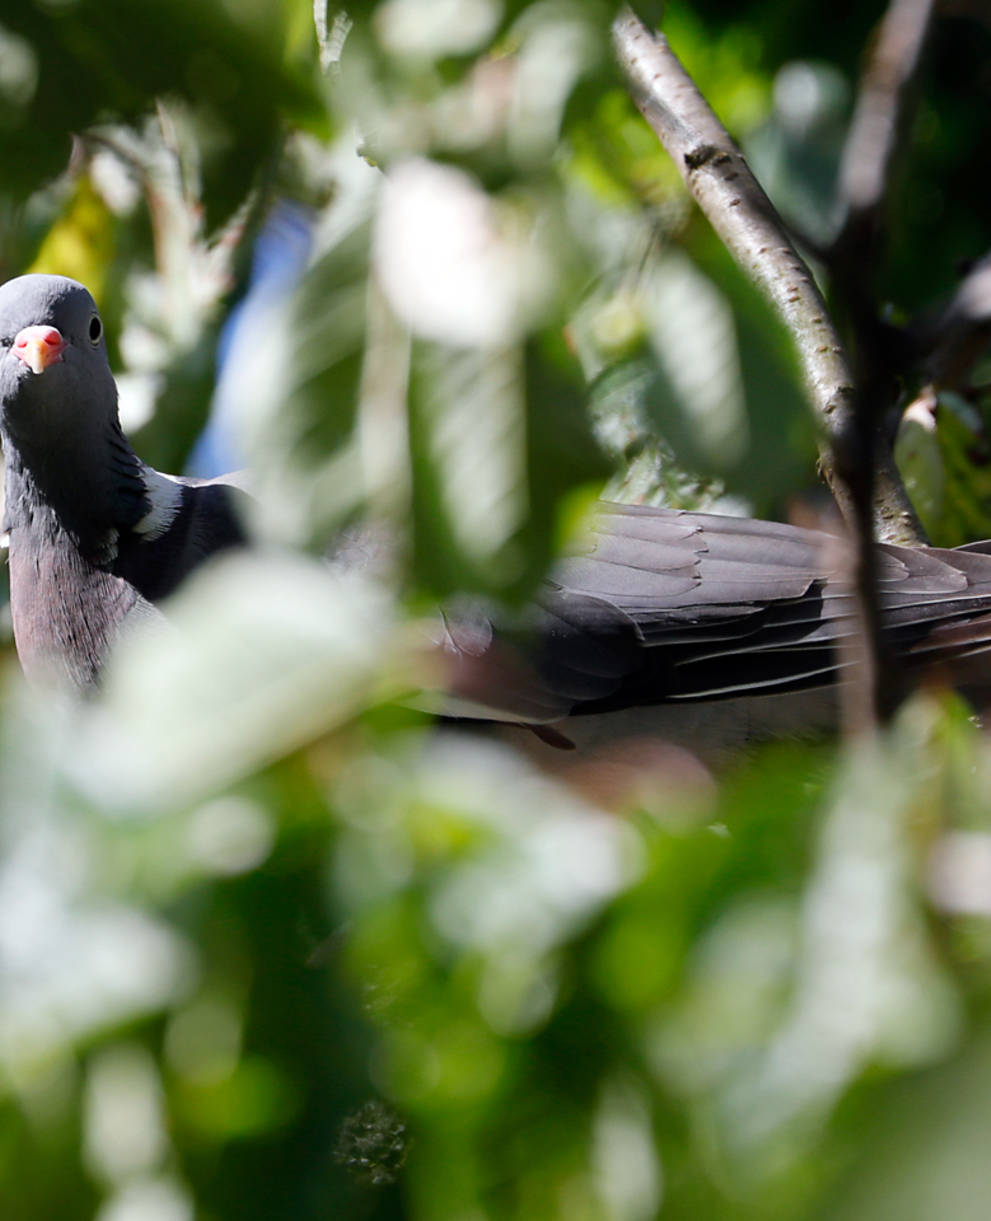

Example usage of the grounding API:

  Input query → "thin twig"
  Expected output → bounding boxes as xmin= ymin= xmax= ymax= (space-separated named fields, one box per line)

xmin=825 ymin=0 xmax=937 ymax=551
xmin=821 ymin=0 xmax=937 ymax=727
xmin=912 ymin=251 xmax=991 ymax=391
xmin=831 ymin=0 xmax=936 ymax=263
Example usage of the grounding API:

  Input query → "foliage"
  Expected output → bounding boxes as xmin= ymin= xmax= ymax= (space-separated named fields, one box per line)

xmin=2 ymin=2 xmax=991 ymax=1220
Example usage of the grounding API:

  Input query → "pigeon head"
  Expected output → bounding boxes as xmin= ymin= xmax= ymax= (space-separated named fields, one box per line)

xmin=0 ymin=273 xmax=118 ymax=450
xmin=0 ymin=273 xmax=152 ymax=560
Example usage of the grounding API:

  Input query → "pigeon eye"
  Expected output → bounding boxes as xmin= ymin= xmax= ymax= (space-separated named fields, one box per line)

xmin=88 ymin=314 xmax=103 ymax=344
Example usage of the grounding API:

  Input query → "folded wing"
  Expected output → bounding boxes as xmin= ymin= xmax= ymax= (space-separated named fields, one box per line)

xmin=522 ymin=504 xmax=991 ymax=716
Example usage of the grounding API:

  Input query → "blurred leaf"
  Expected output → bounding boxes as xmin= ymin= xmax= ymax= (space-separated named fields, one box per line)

xmin=4 ymin=3 xmax=991 ymax=1220
xmin=745 ymin=60 xmax=850 ymax=243
xmin=130 ymin=316 xmax=228 ymax=476
xmin=408 ymin=341 xmax=529 ymax=594
xmin=27 ymin=175 xmax=115 ymax=294
xmin=521 ymin=332 xmax=615 ymax=588
xmin=896 ymin=392 xmax=991 ymax=547
xmin=0 ymin=0 xmax=321 ymax=226
xmin=639 ymin=248 xmax=750 ymax=470
xmin=234 ymin=164 xmax=378 ymax=543
xmin=820 ymin=1033 xmax=991 ymax=1221
xmin=174 ymin=1054 xmax=300 ymax=1139
xmin=694 ymin=234 xmax=817 ymax=509
xmin=70 ymin=551 xmax=401 ymax=812
xmin=586 ymin=242 xmax=814 ymax=510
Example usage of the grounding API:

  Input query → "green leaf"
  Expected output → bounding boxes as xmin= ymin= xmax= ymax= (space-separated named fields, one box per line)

xmin=0 ymin=0 xmax=321 ymax=224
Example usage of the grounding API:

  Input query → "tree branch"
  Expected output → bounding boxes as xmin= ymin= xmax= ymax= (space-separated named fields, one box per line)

xmin=824 ymin=0 xmax=936 ymax=555
xmin=611 ymin=4 xmax=925 ymax=549
xmin=830 ymin=0 xmax=936 ymax=265
xmin=611 ymin=5 xmax=942 ymax=731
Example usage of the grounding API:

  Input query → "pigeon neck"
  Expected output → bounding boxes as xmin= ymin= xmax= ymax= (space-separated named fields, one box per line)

xmin=1 ymin=420 xmax=148 ymax=566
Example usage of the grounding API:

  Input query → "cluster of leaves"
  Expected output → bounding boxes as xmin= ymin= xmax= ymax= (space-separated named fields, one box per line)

xmin=2 ymin=2 xmax=991 ymax=1221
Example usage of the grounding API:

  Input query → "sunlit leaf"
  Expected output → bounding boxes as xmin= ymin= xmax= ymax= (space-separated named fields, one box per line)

xmin=69 ymin=552 xmax=399 ymax=811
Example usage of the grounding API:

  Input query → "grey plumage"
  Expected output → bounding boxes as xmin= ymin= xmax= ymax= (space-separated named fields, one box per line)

xmin=0 ymin=274 xmax=246 ymax=688
xmin=534 ymin=504 xmax=991 ymax=714
xmin=5 ymin=273 xmax=991 ymax=748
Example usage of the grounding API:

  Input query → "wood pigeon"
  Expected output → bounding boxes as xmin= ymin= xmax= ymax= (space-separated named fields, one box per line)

xmin=0 ymin=274 xmax=247 ymax=689
xmin=5 ymin=272 xmax=991 ymax=750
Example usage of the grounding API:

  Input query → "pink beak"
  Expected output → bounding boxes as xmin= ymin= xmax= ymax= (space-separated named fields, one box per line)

xmin=13 ymin=325 xmax=65 ymax=375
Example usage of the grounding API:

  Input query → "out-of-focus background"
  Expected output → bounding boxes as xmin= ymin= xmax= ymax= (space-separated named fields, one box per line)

xmin=2 ymin=2 xmax=991 ymax=1218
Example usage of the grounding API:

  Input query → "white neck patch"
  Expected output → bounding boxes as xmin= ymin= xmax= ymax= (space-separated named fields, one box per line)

xmin=134 ymin=464 xmax=184 ymax=539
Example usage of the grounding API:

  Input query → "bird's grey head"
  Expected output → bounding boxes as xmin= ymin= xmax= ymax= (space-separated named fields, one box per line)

xmin=0 ymin=273 xmax=117 ymax=448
